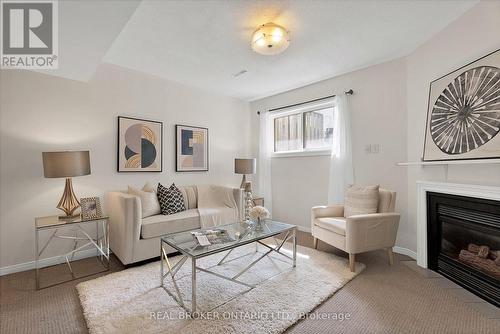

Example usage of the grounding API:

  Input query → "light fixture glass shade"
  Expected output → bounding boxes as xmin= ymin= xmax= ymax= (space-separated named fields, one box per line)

xmin=251 ymin=22 xmax=290 ymax=56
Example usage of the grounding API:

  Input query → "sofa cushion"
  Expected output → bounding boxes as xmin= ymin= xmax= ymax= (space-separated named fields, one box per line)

xmin=158 ymin=183 xmax=186 ymax=215
xmin=141 ymin=209 xmax=201 ymax=239
xmin=344 ymin=184 xmax=379 ymax=217
xmin=315 ymin=217 xmax=346 ymax=236
xmin=142 ymin=182 xmax=157 ymax=193
xmin=179 ymin=185 xmax=197 ymax=209
xmin=142 ymin=183 xmax=197 ymax=209
xmin=128 ymin=185 xmax=161 ymax=218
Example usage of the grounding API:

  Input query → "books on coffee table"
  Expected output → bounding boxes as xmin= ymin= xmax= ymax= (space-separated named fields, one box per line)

xmin=191 ymin=229 xmax=234 ymax=246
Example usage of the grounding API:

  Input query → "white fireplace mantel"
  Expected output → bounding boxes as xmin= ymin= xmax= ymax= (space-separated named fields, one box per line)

xmin=416 ymin=181 xmax=500 ymax=268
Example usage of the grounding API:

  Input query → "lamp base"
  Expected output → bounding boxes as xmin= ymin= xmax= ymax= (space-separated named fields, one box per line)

xmin=240 ymin=174 xmax=247 ymax=189
xmin=56 ymin=178 xmax=81 ymax=219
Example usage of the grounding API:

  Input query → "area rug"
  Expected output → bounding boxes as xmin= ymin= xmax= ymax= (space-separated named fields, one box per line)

xmin=77 ymin=243 xmax=365 ymax=334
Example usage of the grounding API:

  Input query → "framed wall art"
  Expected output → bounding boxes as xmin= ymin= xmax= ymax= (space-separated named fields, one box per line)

xmin=175 ymin=124 xmax=208 ymax=172
xmin=423 ymin=49 xmax=500 ymax=161
xmin=118 ymin=116 xmax=163 ymax=172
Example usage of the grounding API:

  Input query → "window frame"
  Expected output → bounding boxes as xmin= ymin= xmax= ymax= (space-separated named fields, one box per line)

xmin=269 ymin=100 xmax=335 ymax=158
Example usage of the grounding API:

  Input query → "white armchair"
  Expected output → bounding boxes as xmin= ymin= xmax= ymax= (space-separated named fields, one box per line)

xmin=311 ymin=188 xmax=400 ymax=272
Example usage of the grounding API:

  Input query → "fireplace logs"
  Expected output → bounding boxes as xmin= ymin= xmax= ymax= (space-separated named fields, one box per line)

xmin=467 ymin=243 xmax=498 ymax=260
xmin=459 ymin=244 xmax=500 ymax=279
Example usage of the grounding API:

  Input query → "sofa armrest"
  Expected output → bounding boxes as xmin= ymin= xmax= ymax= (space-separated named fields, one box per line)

xmin=105 ymin=191 xmax=142 ymax=265
xmin=311 ymin=205 xmax=344 ymax=230
xmin=311 ymin=205 xmax=344 ymax=219
xmin=345 ymin=213 xmax=400 ymax=253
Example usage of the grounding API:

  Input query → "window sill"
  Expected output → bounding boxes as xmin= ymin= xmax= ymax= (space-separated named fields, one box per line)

xmin=271 ymin=149 xmax=331 ymax=158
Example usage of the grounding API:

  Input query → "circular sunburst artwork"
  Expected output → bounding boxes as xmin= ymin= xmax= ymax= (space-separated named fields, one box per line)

xmin=430 ymin=66 xmax=500 ymax=155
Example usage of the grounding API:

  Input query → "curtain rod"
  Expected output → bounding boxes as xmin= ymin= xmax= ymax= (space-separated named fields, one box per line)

xmin=257 ymin=89 xmax=353 ymax=115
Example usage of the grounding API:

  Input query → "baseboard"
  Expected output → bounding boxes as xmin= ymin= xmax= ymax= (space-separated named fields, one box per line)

xmin=393 ymin=246 xmax=417 ymax=260
xmin=0 ymin=249 xmax=109 ymax=276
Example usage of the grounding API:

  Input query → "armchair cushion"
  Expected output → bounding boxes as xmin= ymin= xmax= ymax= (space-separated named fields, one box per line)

xmin=344 ymin=184 xmax=379 ymax=217
xmin=315 ymin=217 xmax=346 ymax=236
xmin=377 ymin=189 xmax=396 ymax=213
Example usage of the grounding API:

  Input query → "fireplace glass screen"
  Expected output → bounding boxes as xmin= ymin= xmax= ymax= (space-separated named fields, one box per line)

xmin=427 ymin=192 xmax=500 ymax=306
xmin=441 ymin=220 xmax=500 ymax=280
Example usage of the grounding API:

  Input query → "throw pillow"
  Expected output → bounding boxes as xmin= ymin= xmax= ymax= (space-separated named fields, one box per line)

xmin=157 ymin=183 xmax=186 ymax=215
xmin=142 ymin=182 xmax=157 ymax=193
xmin=344 ymin=184 xmax=380 ymax=218
xmin=128 ymin=186 xmax=161 ymax=218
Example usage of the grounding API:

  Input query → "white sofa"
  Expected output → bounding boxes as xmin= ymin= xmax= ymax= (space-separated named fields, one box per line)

xmin=105 ymin=185 xmax=242 ymax=265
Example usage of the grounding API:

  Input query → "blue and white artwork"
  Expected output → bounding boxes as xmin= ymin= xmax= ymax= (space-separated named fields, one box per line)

xmin=176 ymin=125 xmax=208 ymax=172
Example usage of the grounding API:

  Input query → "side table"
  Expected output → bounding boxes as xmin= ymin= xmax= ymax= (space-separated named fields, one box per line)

xmin=35 ymin=215 xmax=110 ymax=289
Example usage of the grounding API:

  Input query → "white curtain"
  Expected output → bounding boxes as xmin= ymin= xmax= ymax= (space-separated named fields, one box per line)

xmin=258 ymin=112 xmax=273 ymax=216
xmin=328 ymin=94 xmax=354 ymax=204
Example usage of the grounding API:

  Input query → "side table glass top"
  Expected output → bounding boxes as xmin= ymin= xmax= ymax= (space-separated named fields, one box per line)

xmin=162 ymin=220 xmax=295 ymax=258
xmin=35 ymin=215 xmax=109 ymax=229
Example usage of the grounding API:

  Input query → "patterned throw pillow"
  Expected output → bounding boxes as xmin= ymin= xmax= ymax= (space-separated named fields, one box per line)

xmin=157 ymin=183 xmax=186 ymax=215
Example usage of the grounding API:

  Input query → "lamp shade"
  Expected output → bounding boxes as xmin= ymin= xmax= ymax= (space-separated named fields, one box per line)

xmin=42 ymin=151 xmax=91 ymax=178
xmin=234 ymin=158 xmax=256 ymax=175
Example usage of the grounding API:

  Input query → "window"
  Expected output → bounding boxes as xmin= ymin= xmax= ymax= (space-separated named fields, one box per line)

xmin=272 ymin=102 xmax=335 ymax=155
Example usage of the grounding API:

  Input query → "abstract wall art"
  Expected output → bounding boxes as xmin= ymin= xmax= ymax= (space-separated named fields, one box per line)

xmin=176 ymin=124 xmax=208 ymax=172
xmin=423 ymin=49 xmax=500 ymax=161
xmin=118 ymin=116 xmax=162 ymax=172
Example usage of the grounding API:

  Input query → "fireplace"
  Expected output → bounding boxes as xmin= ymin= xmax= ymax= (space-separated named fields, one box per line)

xmin=427 ymin=192 xmax=500 ymax=306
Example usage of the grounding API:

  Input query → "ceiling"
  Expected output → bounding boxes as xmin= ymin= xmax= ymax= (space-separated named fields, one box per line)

xmin=38 ymin=0 xmax=478 ymax=101
xmin=34 ymin=0 xmax=141 ymax=81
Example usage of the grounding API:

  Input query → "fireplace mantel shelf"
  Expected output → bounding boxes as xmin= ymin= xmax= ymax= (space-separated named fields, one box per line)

xmin=396 ymin=159 xmax=500 ymax=166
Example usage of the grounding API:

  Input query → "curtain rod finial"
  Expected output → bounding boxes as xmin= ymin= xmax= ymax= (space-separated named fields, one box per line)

xmin=345 ymin=89 xmax=354 ymax=95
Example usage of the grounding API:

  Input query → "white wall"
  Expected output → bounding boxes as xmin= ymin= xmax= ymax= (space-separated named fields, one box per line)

xmin=405 ymin=1 xmax=500 ymax=251
xmin=250 ymin=58 xmax=408 ymax=246
xmin=2 ymin=1 xmax=498 ymax=271
xmin=250 ymin=1 xmax=500 ymax=255
xmin=0 ymin=64 xmax=252 ymax=268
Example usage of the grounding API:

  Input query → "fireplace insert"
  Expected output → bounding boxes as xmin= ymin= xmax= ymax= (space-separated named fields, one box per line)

xmin=427 ymin=192 xmax=500 ymax=306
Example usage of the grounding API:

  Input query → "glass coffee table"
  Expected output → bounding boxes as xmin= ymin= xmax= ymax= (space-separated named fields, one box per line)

xmin=160 ymin=220 xmax=297 ymax=313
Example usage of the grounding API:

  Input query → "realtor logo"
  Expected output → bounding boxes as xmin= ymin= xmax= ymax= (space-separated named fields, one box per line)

xmin=1 ymin=0 xmax=58 ymax=69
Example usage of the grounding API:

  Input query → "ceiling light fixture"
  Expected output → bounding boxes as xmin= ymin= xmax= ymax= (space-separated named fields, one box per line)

xmin=251 ymin=22 xmax=290 ymax=56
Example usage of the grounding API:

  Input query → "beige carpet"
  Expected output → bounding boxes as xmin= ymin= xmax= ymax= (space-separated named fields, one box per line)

xmin=1 ymin=231 xmax=499 ymax=333
xmin=76 ymin=243 xmax=364 ymax=334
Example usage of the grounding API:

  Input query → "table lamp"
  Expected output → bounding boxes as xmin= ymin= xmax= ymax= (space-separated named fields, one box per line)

xmin=234 ymin=158 xmax=256 ymax=188
xmin=42 ymin=151 xmax=91 ymax=219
